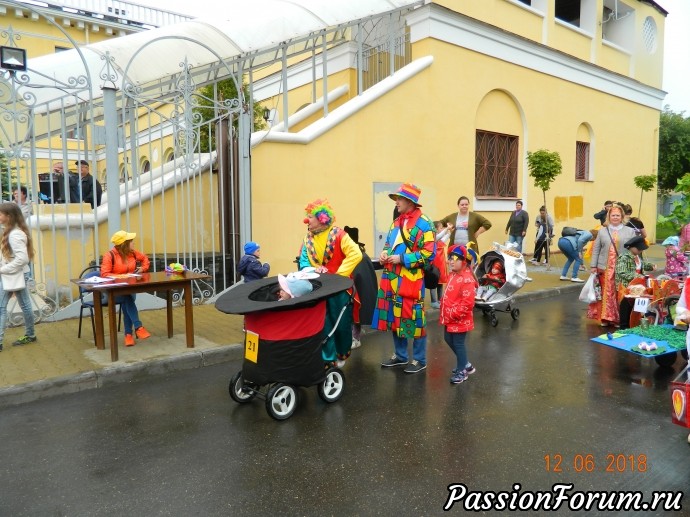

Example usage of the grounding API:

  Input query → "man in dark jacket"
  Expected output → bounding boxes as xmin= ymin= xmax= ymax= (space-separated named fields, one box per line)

xmin=237 ymin=242 xmax=270 ymax=282
xmin=505 ymin=200 xmax=529 ymax=252
xmin=69 ymin=160 xmax=102 ymax=208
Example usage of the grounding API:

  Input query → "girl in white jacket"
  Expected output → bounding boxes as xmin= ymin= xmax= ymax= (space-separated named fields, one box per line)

xmin=0 ymin=202 xmax=36 ymax=350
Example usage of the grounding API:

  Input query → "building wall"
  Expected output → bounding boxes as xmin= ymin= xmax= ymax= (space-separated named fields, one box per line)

xmin=249 ymin=3 xmax=663 ymax=274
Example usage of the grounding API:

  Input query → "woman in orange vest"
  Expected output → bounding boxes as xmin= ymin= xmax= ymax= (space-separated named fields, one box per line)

xmin=101 ymin=230 xmax=152 ymax=347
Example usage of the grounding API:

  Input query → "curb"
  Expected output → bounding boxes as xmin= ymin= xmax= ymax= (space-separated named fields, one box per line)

xmin=0 ymin=344 xmax=244 ymax=409
xmin=0 ymin=283 xmax=583 ymax=408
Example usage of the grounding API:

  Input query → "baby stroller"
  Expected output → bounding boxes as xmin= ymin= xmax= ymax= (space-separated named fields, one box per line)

xmin=474 ymin=242 xmax=531 ymax=327
xmin=215 ymin=273 xmax=353 ymax=420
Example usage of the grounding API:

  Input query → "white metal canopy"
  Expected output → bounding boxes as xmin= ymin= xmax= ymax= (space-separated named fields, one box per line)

xmin=22 ymin=0 xmax=421 ymax=109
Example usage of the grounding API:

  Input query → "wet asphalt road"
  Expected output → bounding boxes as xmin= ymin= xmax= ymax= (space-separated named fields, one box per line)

xmin=0 ymin=294 xmax=688 ymax=516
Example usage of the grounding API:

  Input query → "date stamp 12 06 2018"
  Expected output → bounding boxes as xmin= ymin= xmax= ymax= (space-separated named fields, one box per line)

xmin=544 ymin=453 xmax=647 ymax=473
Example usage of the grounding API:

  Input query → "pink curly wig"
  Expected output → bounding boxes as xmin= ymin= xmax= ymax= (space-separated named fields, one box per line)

xmin=304 ymin=198 xmax=335 ymax=226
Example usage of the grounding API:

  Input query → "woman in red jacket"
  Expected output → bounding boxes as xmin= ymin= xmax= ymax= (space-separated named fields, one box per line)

xmin=101 ymin=230 xmax=151 ymax=346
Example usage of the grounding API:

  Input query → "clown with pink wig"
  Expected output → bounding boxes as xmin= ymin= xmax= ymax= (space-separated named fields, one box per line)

xmin=298 ymin=199 xmax=362 ymax=366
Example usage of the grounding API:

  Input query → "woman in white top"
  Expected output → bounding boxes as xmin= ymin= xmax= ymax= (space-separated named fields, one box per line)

xmin=0 ymin=202 xmax=36 ymax=350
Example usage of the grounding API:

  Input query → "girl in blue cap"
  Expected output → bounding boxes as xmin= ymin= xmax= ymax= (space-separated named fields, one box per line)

xmin=662 ymin=236 xmax=687 ymax=278
xmin=440 ymin=244 xmax=478 ymax=385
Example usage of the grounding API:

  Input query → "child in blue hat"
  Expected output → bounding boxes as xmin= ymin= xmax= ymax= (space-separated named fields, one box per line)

xmin=662 ymin=236 xmax=687 ymax=278
xmin=237 ymin=242 xmax=270 ymax=282
xmin=440 ymin=244 xmax=478 ymax=385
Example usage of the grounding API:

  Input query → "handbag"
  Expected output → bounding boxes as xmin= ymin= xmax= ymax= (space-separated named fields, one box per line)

xmin=424 ymin=264 xmax=441 ymax=289
xmin=579 ymin=273 xmax=598 ymax=303
xmin=1 ymin=270 xmax=26 ymax=291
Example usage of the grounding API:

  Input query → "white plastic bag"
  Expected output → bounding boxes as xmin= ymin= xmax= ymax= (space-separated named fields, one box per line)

xmin=578 ymin=273 xmax=597 ymax=303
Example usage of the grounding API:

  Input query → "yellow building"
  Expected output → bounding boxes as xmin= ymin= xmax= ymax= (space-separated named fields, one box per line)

xmin=250 ymin=0 xmax=667 ymax=272
xmin=0 ymin=0 xmax=668 ymax=309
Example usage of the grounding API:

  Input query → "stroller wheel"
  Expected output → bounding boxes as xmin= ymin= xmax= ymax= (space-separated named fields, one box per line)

xmin=318 ymin=367 xmax=346 ymax=403
xmin=510 ymin=308 xmax=520 ymax=320
xmin=482 ymin=309 xmax=491 ymax=316
xmin=490 ymin=315 xmax=499 ymax=327
xmin=266 ymin=383 xmax=298 ymax=420
xmin=229 ymin=371 xmax=256 ymax=404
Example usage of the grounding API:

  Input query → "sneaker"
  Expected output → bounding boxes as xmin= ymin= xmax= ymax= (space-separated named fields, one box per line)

xmin=450 ymin=370 xmax=468 ymax=384
xmin=559 ymin=276 xmax=569 ymax=281
xmin=381 ymin=355 xmax=408 ymax=368
xmin=542 ymin=260 xmax=548 ymax=264
xmin=571 ymin=277 xmax=584 ymax=283
xmin=351 ymin=338 xmax=361 ymax=349
xmin=465 ymin=363 xmax=476 ymax=375
xmin=336 ymin=359 xmax=346 ymax=368
xmin=124 ymin=334 xmax=135 ymax=346
xmin=529 ymin=259 xmax=538 ymax=265
xmin=430 ymin=301 xmax=441 ymax=309
xmin=12 ymin=335 xmax=37 ymax=346
xmin=135 ymin=327 xmax=151 ymax=340
xmin=403 ymin=360 xmax=427 ymax=374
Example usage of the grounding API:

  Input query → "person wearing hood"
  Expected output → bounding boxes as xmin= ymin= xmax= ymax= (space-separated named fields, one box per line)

xmin=298 ymin=199 xmax=362 ymax=366
xmin=661 ymin=236 xmax=687 ymax=278
xmin=237 ymin=242 xmax=270 ymax=283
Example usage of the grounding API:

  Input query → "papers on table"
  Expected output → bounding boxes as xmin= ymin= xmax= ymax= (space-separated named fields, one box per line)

xmin=77 ymin=276 xmax=112 ymax=284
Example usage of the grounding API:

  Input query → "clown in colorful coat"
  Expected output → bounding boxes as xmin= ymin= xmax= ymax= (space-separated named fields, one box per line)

xmin=298 ymin=199 xmax=362 ymax=365
xmin=373 ymin=183 xmax=436 ymax=374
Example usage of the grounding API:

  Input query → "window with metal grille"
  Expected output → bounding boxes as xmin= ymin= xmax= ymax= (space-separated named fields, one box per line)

xmin=475 ymin=130 xmax=518 ymax=198
xmin=575 ymin=141 xmax=590 ymax=180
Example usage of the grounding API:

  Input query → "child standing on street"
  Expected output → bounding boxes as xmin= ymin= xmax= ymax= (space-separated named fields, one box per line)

xmin=238 ymin=242 xmax=270 ymax=282
xmin=440 ymin=244 xmax=478 ymax=385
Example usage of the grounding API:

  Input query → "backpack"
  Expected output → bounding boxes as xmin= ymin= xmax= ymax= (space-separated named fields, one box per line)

xmin=561 ymin=227 xmax=579 ymax=237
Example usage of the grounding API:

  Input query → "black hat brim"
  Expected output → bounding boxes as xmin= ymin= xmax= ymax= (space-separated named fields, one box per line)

xmin=215 ymin=273 xmax=353 ymax=315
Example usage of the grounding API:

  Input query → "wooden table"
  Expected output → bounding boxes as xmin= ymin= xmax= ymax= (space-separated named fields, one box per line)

xmin=73 ymin=271 xmax=210 ymax=362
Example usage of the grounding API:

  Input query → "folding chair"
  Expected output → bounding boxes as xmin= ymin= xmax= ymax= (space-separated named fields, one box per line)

xmin=77 ymin=265 xmax=122 ymax=339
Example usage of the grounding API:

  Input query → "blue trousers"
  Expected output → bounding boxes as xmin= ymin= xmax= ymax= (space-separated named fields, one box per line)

xmin=393 ymin=334 xmax=427 ymax=365
xmin=115 ymin=294 xmax=142 ymax=334
xmin=508 ymin=234 xmax=524 ymax=252
xmin=558 ymin=237 xmax=582 ymax=279
xmin=0 ymin=273 xmax=35 ymax=344
xmin=444 ymin=329 xmax=468 ymax=372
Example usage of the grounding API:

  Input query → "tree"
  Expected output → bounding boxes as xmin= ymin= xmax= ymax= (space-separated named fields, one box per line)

xmin=526 ymin=149 xmax=562 ymax=212
xmin=526 ymin=149 xmax=562 ymax=270
xmin=0 ymin=146 xmax=17 ymax=200
xmin=658 ymin=172 xmax=690 ymax=234
xmin=633 ymin=174 xmax=657 ymax=216
xmin=194 ymin=79 xmax=266 ymax=153
xmin=658 ymin=108 xmax=690 ymax=192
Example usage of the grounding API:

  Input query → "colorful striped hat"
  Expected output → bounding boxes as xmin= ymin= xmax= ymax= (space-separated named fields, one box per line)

xmin=389 ymin=183 xmax=422 ymax=207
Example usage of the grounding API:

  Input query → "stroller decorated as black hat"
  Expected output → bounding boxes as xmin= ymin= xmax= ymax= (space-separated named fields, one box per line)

xmin=215 ymin=272 xmax=353 ymax=420
xmin=474 ymin=242 xmax=531 ymax=327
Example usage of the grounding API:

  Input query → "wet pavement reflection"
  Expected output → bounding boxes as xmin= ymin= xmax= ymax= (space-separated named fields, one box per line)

xmin=0 ymin=294 xmax=687 ymax=515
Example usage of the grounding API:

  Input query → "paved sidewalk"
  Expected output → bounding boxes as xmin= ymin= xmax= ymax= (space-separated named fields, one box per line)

xmin=0 ymin=244 xmax=667 ymax=407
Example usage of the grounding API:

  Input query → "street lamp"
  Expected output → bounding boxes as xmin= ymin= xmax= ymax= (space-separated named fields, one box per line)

xmin=0 ymin=46 xmax=27 ymax=72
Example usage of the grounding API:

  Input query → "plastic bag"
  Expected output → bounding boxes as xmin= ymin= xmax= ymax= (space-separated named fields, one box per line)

xmin=579 ymin=273 xmax=598 ymax=303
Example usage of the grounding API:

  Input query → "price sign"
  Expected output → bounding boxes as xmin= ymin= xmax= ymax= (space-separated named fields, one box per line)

xmin=633 ymin=297 xmax=649 ymax=314
xmin=244 ymin=330 xmax=259 ymax=363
